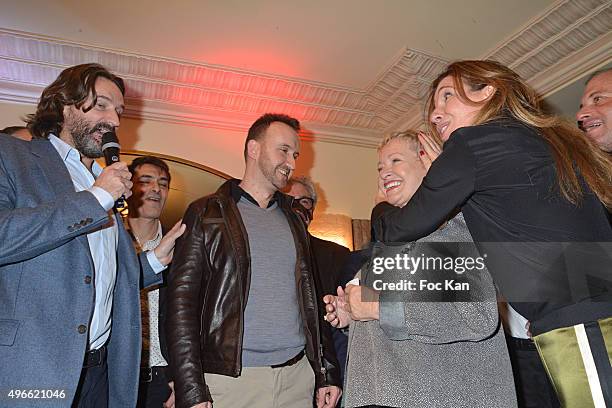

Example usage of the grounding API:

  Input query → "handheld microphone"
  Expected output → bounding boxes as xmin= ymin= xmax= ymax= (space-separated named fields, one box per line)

xmin=101 ymin=131 xmax=125 ymax=208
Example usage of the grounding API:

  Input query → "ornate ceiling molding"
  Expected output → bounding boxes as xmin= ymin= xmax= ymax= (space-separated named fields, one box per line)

xmin=0 ymin=29 xmax=386 ymax=147
xmin=485 ymin=0 xmax=612 ymax=95
xmin=0 ymin=0 xmax=609 ymax=147
xmin=390 ymin=0 xmax=612 ymax=133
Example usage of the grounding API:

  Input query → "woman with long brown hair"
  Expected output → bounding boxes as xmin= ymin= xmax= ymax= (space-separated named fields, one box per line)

xmin=372 ymin=60 xmax=612 ymax=407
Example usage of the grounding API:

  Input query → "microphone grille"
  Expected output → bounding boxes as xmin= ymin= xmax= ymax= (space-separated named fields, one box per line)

xmin=101 ymin=131 xmax=118 ymax=145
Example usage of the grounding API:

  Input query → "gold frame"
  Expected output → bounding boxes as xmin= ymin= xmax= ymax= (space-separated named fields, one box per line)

xmin=123 ymin=149 xmax=231 ymax=180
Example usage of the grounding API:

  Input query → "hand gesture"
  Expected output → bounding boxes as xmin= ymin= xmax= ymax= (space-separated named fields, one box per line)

xmin=94 ymin=162 xmax=133 ymax=201
xmin=164 ymin=381 xmax=212 ymax=408
xmin=344 ymin=285 xmax=380 ymax=322
xmin=323 ymin=286 xmax=351 ymax=329
xmin=417 ymin=131 xmax=442 ymax=171
xmin=316 ymin=385 xmax=342 ymax=408
xmin=154 ymin=220 xmax=187 ymax=266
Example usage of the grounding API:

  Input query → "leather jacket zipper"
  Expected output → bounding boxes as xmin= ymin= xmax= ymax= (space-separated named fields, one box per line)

xmin=219 ymin=196 xmax=251 ymax=376
xmin=319 ymin=344 xmax=326 ymax=374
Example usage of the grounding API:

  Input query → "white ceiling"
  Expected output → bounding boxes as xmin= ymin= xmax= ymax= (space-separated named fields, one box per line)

xmin=547 ymin=60 xmax=612 ymax=120
xmin=1 ymin=0 xmax=611 ymax=146
xmin=0 ymin=0 xmax=556 ymax=87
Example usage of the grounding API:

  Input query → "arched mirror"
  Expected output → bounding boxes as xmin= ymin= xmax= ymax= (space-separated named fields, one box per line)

xmin=118 ymin=150 xmax=230 ymax=229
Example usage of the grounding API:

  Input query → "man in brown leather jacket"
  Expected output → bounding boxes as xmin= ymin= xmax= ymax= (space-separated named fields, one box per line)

xmin=166 ymin=113 xmax=342 ymax=408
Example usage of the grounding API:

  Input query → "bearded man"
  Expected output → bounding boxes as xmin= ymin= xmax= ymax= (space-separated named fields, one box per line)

xmin=0 ymin=63 xmax=184 ymax=408
xmin=166 ymin=113 xmax=341 ymax=408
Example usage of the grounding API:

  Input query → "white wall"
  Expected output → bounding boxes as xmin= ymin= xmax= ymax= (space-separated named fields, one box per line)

xmin=0 ymin=101 xmax=379 ymax=220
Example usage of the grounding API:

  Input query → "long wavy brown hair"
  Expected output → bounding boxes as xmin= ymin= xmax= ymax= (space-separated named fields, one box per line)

xmin=425 ymin=60 xmax=611 ymax=209
xmin=26 ymin=63 xmax=125 ymax=139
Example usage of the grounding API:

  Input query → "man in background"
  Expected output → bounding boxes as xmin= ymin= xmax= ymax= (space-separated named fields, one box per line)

xmin=285 ymin=176 xmax=351 ymax=293
xmin=125 ymin=156 xmax=174 ymax=407
xmin=577 ymin=67 xmax=612 ymax=153
xmin=285 ymin=176 xmax=351 ymax=385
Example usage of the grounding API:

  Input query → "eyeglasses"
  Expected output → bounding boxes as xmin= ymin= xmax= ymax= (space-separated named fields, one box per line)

xmin=294 ymin=196 xmax=315 ymax=210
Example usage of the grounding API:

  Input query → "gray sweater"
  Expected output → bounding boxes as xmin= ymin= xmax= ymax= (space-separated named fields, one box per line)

xmin=343 ymin=213 xmax=517 ymax=408
xmin=238 ymin=197 xmax=305 ymax=366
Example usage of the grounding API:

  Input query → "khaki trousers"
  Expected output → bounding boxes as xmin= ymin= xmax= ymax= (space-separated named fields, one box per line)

xmin=205 ymin=354 xmax=315 ymax=408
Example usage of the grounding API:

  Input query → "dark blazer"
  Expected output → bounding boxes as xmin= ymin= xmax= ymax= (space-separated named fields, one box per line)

xmin=309 ymin=235 xmax=350 ymax=383
xmin=310 ymin=235 xmax=351 ymax=296
xmin=0 ymin=135 xmax=160 ymax=407
xmin=338 ymin=247 xmax=372 ymax=286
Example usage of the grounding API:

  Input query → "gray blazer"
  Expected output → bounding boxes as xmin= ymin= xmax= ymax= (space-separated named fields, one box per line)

xmin=344 ymin=213 xmax=517 ymax=408
xmin=0 ymin=135 xmax=160 ymax=407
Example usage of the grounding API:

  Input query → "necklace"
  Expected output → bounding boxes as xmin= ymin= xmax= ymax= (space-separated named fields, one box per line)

xmin=127 ymin=219 xmax=162 ymax=251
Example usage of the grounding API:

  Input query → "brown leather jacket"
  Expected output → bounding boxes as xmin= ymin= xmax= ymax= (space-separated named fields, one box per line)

xmin=166 ymin=180 xmax=341 ymax=408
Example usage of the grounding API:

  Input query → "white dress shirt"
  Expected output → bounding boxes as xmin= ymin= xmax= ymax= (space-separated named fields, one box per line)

xmin=49 ymin=135 xmax=165 ymax=350
xmin=124 ymin=219 xmax=168 ymax=368
xmin=498 ymin=301 xmax=530 ymax=339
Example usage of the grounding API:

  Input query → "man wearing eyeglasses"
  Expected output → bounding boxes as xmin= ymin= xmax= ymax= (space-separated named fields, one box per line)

xmin=285 ymin=177 xmax=351 ymax=385
xmin=285 ymin=177 xmax=351 ymax=293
